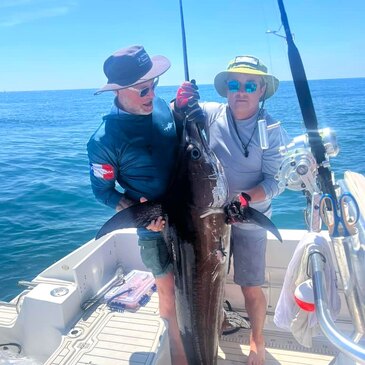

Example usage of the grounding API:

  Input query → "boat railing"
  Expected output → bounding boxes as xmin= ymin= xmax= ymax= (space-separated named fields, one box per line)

xmin=309 ymin=248 xmax=365 ymax=364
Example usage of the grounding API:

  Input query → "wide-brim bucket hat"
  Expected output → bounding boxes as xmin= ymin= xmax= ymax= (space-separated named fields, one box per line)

xmin=95 ymin=45 xmax=170 ymax=95
xmin=214 ymin=55 xmax=279 ymax=101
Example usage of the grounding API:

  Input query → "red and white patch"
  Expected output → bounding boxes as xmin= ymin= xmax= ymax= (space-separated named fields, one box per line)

xmin=90 ymin=163 xmax=115 ymax=180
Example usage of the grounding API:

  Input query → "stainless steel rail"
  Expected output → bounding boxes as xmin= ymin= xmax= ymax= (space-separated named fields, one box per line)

xmin=309 ymin=249 xmax=365 ymax=364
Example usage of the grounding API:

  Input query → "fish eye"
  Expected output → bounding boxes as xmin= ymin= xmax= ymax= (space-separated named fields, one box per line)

xmin=191 ymin=147 xmax=201 ymax=160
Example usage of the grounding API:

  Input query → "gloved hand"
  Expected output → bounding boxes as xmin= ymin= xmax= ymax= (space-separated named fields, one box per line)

xmin=175 ymin=81 xmax=200 ymax=110
xmin=175 ymin=80 xmax=205 ymax=124
xmin=224 ymin=193 xmax=252 ymax=224
xmin=238 ymin=192 xmax=251 ymax=207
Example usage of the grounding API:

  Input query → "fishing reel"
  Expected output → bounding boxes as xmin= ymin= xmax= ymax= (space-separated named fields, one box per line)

xmin=276 ymin=128 xmax=339 ymax=232
xmin=276 ymin=127 xmax=339 ymax=195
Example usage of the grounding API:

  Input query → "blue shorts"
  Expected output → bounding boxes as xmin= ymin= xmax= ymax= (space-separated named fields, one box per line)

xmin=231 ymin=226 xmax=267 ymax=287
xmin=138 ymin=236 xmax=173 ymax=278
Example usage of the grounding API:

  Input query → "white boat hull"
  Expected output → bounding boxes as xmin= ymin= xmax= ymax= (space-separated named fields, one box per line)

xmin=0 ymin=229 xmax=359 ymax=364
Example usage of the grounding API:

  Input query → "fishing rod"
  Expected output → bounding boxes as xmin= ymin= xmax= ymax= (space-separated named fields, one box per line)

xmin=276 ymin=5 xmax=365 ymax=360
xmin=178 ymin=0 xmax=190 ymax=81
xmin=276 ymin=0 xmax=337 ymax=200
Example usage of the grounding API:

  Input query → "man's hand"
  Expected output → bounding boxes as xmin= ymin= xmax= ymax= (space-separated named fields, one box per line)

xmin=140 ymin=197 xmax=166 ymax=232
xmin=146 ymin=216 xmax=166 ymax=232
xmin=225 ymin=193 xmax=252 ymax=224
xmin=175 ymin=80 xmax=205 ymax=124
xmin=175 ymin=81 xmax=200 ymax=110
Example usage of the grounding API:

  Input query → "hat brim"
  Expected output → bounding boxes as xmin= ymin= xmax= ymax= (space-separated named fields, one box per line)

xmin=95 ymin=55 xmax=171 ymax=95
xmin=214 ymin=67 xmax=279 ymax=101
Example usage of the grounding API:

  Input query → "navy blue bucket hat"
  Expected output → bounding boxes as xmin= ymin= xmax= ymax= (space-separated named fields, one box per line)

xmin=95 ymin=45 xmax=170 ymax=95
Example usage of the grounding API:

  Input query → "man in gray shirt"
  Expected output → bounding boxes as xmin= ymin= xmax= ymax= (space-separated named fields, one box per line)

xmin=175 ymin=55 xmax=285 ymax=365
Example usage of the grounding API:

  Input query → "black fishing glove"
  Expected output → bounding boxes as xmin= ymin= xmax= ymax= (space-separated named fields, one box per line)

xmin=225 ymin=193 xmax=252 ymax=224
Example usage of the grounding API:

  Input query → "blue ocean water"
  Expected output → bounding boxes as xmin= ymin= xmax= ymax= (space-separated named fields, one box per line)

xmin=1 ymin=78 xmax=365 ymax=301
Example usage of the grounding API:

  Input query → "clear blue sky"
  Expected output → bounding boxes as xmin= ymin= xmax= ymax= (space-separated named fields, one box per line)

xmin=1 ymin=0 xmax=364 ymax=91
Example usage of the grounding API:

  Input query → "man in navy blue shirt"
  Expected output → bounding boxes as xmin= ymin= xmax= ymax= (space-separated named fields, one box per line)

xmin=87 ymin=45 xmax=187 ymax=365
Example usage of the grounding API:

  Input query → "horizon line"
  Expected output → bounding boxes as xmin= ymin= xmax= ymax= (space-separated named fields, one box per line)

xmin=1 ymin=76 xmax=364 ymax=93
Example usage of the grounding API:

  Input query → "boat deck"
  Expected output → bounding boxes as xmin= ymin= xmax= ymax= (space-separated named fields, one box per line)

xmin=43 ymin=291 xmax=337 ymax=365
xmin=219 ymin=327 xmax=336 ymax=364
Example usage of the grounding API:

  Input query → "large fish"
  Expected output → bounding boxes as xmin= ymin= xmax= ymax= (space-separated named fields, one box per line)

xmin=96 ymin=117 xmax=282 ymax=364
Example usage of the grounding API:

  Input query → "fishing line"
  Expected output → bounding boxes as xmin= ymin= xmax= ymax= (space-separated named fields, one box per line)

xmin=260 ymin=0 xmax=276 ymax=68
xmin=260 ymin=0 xmax=289 ymax=113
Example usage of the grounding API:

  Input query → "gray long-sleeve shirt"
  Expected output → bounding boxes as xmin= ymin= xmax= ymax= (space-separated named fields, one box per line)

xmin=201 ymin=102 xmax=286 ymax=225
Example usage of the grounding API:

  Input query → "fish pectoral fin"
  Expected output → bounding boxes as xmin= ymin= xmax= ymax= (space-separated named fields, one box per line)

xmin=243 ymin=207 xmax=283 ymax=242
xmin=95 ymin=201 xmax=164 ymax=240
xmin=224 ymin=199 xmax=282 ymax=242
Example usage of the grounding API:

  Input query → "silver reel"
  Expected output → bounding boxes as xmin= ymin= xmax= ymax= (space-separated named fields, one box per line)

xmin=276 ymin=127 xmax=339 ymax=195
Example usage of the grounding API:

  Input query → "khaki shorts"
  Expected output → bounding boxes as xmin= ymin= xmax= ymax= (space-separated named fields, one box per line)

xmin=231 ymin=226 xmax=267 ymax=287
xmin=138 ymin=236 xmax=173 ymax=278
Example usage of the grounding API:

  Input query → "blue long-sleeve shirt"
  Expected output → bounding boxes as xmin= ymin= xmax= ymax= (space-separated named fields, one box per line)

xmin=87 ymin=97 xmax=178 ymax=238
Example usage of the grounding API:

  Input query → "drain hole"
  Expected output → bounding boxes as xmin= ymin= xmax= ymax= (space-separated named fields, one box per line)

xmin=68 ymin=327 xmax=83 ymax=338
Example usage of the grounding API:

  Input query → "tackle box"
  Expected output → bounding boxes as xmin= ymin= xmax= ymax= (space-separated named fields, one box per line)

xmin=104 ymin=270 xmax=156 ymax=311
